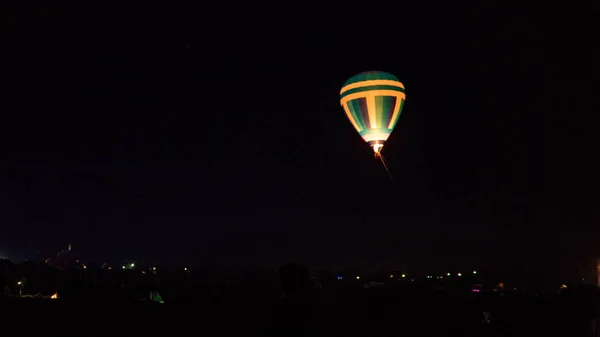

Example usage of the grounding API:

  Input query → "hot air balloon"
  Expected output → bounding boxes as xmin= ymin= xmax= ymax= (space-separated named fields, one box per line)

xmin=340 ymin=71 xmax=406 ymax=157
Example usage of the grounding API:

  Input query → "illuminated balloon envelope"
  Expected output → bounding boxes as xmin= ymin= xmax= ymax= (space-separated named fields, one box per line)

xmin=340 ymin=71 xmax=406 ymax=155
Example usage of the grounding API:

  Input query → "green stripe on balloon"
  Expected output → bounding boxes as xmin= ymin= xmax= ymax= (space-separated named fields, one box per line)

xmin=343 ymin=71 xmax=401 ymax=86
xmin=347 ymin=99 xmax=366 ymax=131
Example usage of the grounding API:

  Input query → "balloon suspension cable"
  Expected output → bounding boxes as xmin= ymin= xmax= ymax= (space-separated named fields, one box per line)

xmin=375 ymin=152 xmax=396 ymax=185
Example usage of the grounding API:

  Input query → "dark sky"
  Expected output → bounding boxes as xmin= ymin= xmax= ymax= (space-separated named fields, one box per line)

xmin=3 ymin=3 xmax=597 ymax=273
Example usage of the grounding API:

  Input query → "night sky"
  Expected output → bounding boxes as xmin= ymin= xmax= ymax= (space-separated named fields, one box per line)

xmin=4 ymin=3 xmax=597 ymax=274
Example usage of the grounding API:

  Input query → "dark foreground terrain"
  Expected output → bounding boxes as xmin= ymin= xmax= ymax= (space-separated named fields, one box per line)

xmin=4 ymin=260 xmax=599 ymax=336
xmin=5 ymin=286 xmax=599 ymax=337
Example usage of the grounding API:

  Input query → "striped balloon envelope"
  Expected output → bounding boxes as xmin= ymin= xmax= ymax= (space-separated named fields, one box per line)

xmin=340 ymin=71 xmax=406 ymax=156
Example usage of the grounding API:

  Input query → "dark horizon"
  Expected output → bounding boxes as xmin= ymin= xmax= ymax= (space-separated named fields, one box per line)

xmin=3 ymin=3 xmax=597 ymax=274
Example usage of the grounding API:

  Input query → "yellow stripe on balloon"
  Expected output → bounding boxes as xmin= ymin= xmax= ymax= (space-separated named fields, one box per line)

xmin=340 ymin=80 xmax=405 ymax=94
xmin=340 ymin=90 xmax=406 ymax=106
xmin=366 ymin=94 xmax=377 ymax=128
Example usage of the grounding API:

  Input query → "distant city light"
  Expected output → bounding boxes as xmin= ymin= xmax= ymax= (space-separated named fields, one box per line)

xmin=389 ymin=274 xmax=394 ymax=278
xmin=401 ymin=274 xmax=406 ymax=278
xmin=473 ymin=270 xmax=477 ymax=275
xmin=457 ymin=273 xmax=462 ymax=277
xmin=447 ymin=273 xmax=451 ymax=276
xmin=130 ymin=263 xmax=135 ymax=268
xmin=50 ymin=293 xmax=58 ymax=299
xmin=17 ymin=281 xmax=22 ymax=285
xmin=122 ymin=266 xmax=125 ymax=269
xmin=337 ymin=276 xmax=343 ymax=280
xmin=356 ymin=276 xmax=360 ymax=280
xmin=184 ymin=267 xmax=188 ymax=271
